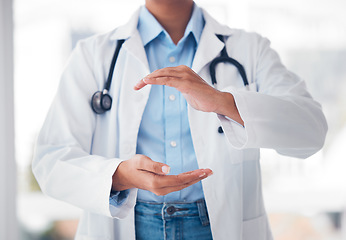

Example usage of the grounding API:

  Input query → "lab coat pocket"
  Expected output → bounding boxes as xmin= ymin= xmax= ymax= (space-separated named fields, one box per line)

xmin=220 ymin=81 xmax=257 ymax=94
xmin=242 ymin=148 xmax=260 ymax=162
xmin=242 ymin=214 xmax=272 ymax=240
xmin=247 ymin=82 xmax=257 ymax=92
xmin=230 ymin=81 xmax=258 ymax=92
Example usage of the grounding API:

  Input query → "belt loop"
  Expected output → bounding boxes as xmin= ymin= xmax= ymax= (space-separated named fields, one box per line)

xmin=197 ymin=199 xmax=210 ymax=226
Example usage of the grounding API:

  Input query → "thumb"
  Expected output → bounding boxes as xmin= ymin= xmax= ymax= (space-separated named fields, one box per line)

xmin=137 ymin=155 xmax=170 ymax=175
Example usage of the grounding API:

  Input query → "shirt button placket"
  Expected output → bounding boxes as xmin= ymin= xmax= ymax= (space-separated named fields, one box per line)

xmin=164 ymin=49 xmax=182 ymax=202
xmin=164 ymin=84 xmax=181 ymax=201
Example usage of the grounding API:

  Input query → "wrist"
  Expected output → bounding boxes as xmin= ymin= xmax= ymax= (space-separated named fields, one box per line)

xmin=214 ymin=91 xmax=234 ymax=115
xmin=112 ymin=161 xmax=131 ymax=192
xmin=215 ymin=91 xmax=244 ymax=126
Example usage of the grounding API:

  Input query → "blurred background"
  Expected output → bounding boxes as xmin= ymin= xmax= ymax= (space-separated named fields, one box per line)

xmin=2 ymin=0 xmax=346 ymax=239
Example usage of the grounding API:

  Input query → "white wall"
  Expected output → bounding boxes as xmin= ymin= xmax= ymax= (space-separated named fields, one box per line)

xmin=0 ymin=0 xmax=17 ymax=239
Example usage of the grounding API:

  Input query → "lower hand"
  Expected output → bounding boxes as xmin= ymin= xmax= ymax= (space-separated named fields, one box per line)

xmin=112 ymin=154 xmax=213 ymax=196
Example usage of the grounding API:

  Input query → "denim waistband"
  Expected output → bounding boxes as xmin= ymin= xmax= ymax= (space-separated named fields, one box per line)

xmin=135 ymin=199 xmax=210 ymax=226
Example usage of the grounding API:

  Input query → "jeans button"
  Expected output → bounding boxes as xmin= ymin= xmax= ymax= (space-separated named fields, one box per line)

xmin=167 ymin=206 xmax=176 ymax=215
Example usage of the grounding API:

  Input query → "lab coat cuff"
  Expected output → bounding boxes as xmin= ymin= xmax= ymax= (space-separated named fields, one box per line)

xmin=107 ymin=159 xmax=137 ymax=219
xmin=109 ymin=188 xmax=138 ymax=219
xmin=217 ymin=114 xmax=248 ymax=149
xmin=109 ymin=190 xmax=130 ymax=207
xmin=218 ymin=85 xmax=254 ymax=149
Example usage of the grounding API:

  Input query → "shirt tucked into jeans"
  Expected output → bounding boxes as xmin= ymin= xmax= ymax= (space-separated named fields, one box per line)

xmin=113 ymin=4 xmax=213 ymax=239
xmin=136 ymin=2 xmax=205 ymax=204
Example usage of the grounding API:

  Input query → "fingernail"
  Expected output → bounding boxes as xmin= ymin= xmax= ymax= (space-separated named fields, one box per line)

xmin=208 ymin=171 xmax=213 ymax=177
xmin=162 ymin=166 xmax=170 ymax=174
xmin=199 ymin=173 xmax=206 ymax=178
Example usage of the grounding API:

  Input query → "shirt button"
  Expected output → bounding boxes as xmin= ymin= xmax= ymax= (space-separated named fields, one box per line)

xmin=170 ymin=141 xmax=177 ymax=147
xmin=169 ymin=94 xmax=176 ymax=101
xmin=169 ymin=56 xmax=176 ymax=63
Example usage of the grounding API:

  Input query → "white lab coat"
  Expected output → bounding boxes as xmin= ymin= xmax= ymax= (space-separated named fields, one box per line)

xmin=32 ymin=7 xmax=327 ymax=240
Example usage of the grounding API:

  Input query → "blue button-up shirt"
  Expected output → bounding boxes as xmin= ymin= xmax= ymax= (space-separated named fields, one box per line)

xmin=136 ymin=4 xmax=205 ymax=203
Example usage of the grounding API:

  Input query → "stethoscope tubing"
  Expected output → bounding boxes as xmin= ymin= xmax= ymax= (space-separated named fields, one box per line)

xmin=209 ymin=56 xmax=249 ymax=87
xmin=105 ymin=39 xmax=125 ymax=91
xmin=209 ymin=34 xmax=249 ymax=88
xmin=93 ymin=35 xmax=250 ymax=116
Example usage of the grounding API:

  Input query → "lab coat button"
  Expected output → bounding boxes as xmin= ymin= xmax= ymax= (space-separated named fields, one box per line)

xmin=169 ymin=56 xmax=176 ymax=63
xmin=169 ymin=94 xmax=176 ymax=101
xmin=170 ymin=141 xmax=177 ymax=147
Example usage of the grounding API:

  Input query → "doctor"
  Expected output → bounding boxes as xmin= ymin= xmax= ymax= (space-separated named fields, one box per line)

xmin=32 ymin=0 xmax=328 ymax=239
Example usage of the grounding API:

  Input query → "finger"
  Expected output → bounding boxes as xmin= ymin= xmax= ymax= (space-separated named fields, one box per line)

xmin=134 ymin=76 xmax=178 ymax=90
xmin=136 ymin=155 xmax=171 ymax=175
xmin=134 ymin=66 xmax=185 ymax=90
xmin=153 ymin=168 xmax=213 ymax=188
xmin=158 ymin=177 xmax=205 ymax=195
xmin=148 ymin=67 xmax=182 ymax=78
xmin=134 ymin=79 xmax=148 ymax=90
xmin=137 ymin=74 xmax=182 ymax=88
xmin=153 ymin=170 xmax=212 ymax=196
xmin=144 ymin=76 xmax=181 ymax=88
xmin=178 ymin=168 xmax=213 ymax=177
xmin=178 ymin=168 xmax=213 ymax=180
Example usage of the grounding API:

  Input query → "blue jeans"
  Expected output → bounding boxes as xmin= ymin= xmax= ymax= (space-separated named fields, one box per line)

xmin=135 ymin=199 xmax=213 ymax=240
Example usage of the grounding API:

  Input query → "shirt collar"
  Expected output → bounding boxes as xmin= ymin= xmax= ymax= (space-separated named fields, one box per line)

xmin=137 ymin=3 xmax=205 ymax=46
xmin=184 ymin=3 xmax=204 ymax=45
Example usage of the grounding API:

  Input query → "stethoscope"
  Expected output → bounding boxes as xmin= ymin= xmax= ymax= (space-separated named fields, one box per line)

xmin=91 ymin=35 xmax=248 ymax=133
xmin=209 ymin=35 xmax=248 ymax=87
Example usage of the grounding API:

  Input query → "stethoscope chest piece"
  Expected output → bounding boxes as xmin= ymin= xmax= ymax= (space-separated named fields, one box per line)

xmin=91 ymin=90 xmax=112 ymax=114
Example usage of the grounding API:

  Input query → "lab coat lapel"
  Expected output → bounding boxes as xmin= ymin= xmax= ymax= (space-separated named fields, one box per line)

xmin=189 ymin=10 xmax=243 ymax=239
xmin=192 ymin=9 xmax=233 ymax=79
xmin=117 ymin=54 xmax=151 ymax=160
xmin=110 ymin=7 xmax=150 ymax=71
xmin=192 ymin=29 xmax=223 ymax=78
xmin=123 ymin=30 xmax=150 ymax=72
xmin=189 ymin=9 xmax=234 ymax=163
xmin=109 ymin=8 xmax=151 ymax=160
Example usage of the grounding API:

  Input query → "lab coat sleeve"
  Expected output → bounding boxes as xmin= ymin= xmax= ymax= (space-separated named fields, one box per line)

xmin=219 ymin=35 xmax=328 ymax=158
xmin=32 ymin=40 xmax=131 ymax=219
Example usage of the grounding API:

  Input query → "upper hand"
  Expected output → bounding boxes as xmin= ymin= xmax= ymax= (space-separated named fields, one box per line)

xmin=134 ymin=65 xmax=244 ymax=125
xmin=134 ymin=65 xmax=220 ymax=112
